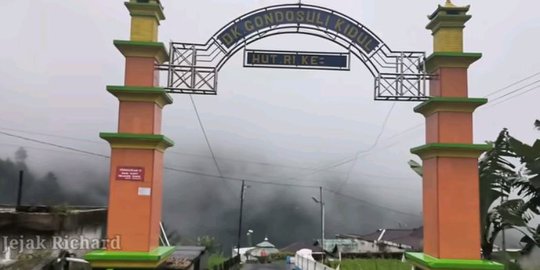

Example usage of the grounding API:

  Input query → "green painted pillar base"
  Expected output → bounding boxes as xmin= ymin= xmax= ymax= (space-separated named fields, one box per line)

xmin=84 ymin=246 xmax=175 ymax=269
xmin=405 ymin=252 xmax=504 ymax=270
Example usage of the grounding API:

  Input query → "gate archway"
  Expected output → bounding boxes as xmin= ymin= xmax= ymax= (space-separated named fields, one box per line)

xmin=159 ymin=3 xmax=428 ymax=101
xmin=85 ymin=1 xmax=502 ymax=270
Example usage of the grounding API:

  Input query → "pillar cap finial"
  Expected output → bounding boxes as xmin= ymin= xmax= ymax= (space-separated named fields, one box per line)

xmin=445 ymin=0 xmax=456 ymax=7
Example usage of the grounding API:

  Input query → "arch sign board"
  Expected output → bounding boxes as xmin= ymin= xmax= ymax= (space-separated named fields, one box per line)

xmin=218 ymin=7 xmax=380 ymax=54
xmin=158 ymin=4 xmax=429 ymax=101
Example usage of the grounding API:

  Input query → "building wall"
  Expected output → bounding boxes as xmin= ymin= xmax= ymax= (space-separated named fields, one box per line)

xmin=0 ymin=208 xmax=106 ymax=268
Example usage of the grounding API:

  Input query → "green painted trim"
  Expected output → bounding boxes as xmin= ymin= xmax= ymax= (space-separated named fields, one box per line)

xmin=125 ymin=2 xmax=165 ymax=21
xmin=427 ymin=52 xmax=482 ymax=58
xmin=411 ymin=143 xmax=491 ymax=153
xmin=107 ymin=85 xmax=166 ymax=92
xmin=106 ymin=85 xmax=173 ymax=107
xmin=113 ymin=40 xmax=169 ymax=64
xmin=425 ymin=52 xmax=481 ymax=73
xmin=114 ymin=40 xmax=165 ymax=49
xmin=414 ymin=97 xmax=487 ymax=116
xmin=405 ymin=252 xmax=503 ymax=270
xmin=85 ymin=246 xmax=174 ymax=262
xmin=100 ymin=132 xmax=174 ymax=151
xmin=411 ymin=143 xmax=491 ymax=159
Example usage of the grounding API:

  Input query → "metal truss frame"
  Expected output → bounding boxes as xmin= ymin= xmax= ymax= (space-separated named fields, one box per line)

xmin=157 ymin=3 xmax=430 ymax=101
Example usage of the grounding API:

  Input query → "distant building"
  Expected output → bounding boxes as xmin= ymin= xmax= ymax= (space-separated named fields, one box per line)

xmin=313 ymin=227 xmax=423 ymax=258
xmin=333 ymin=227 xmax=423 ymax=257
xmin=232 ymin=237 xmax=279 ymax=263
xmin=280 ymin=242 xmax=324 ymax=254
xmin=280 ymin=242 xmax=324 ymax=261
xmin=0 ymin=205 xmax=107 ymax=269
xmin=158 ymin=246 xmax=208 ymax=270
xmin=314 ymin=238 xmax=383 ymax=255
xmin=231 ymin=247 xmax=255 ymax=263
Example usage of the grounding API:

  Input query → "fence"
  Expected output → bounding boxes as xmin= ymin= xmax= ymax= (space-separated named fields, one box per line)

xmin=295 ymin=254 xmax=335 ymax=270
xmin=212 ymin=255 xmax=240 ymax=270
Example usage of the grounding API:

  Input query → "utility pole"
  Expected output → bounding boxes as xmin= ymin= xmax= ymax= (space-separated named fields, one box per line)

xmin=320 ymin=186 xmax=325 ymax=262
xmin=236 ymin=180 xmax=246 ymax=259
xmin=312 ymin=187 xmax=325 ymax=262
xmin=501 ymin=185 xmax=507 ymax=252
xmin=16 ymin=170 xmax=24 ymax=208
xmin=247 ymin=230 xmax=254 ymax=247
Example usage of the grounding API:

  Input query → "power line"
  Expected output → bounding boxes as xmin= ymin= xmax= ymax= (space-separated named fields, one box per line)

xmin=0 ymin=129 xmax=317 ymax=189
xmin=0 ymin=126 xmax=101 ymax=144
xmin=188 ymin=95 xmax=239 ymax=196
xmin=0 ymin=127 xmax=420 ymax=183
xmin=484 ymin=72 xmax=540 ymax=97
xmin=6 ymin=73 xmax=536 ymax=217
xmin=487 ymin=84 xmax=540 ymax=108
xmin=0 ymin=125 xmax=344 ymax=173
xmin=164 ymin=166 xmax=320 ymax=189
xmin=0 ymin=131 xmax=421 ymax=217
xmin=384 ymin=123 xmax=423 ymax=141
xmin=281 ymin=102 xmax=398 ymax=182
xmin=0 ymin=131 xmax=109 ymax=159
xmin=338 ymin=102 xmax=396 ymax=191
xmin=488 ymin=79 xmax=540 ymax=103
xmin=348 ymin=71 xmax=540 ymax=157
xmin=157 ymin=168 xmax=420 ymax=217
xmin=0 ymin=139 xmax=417 ymax=190
xmin=5 ymin=72 xmax=536 ymax=186
xmin=0 ymin=142 xmax=100 ymax=156
xmin=167 ymin=150 xmax=329 ymax=172
xmin=325 ymin=189 xmax=421 ymax=218
xmin=189 ymin=95 xmax=225 ymax=178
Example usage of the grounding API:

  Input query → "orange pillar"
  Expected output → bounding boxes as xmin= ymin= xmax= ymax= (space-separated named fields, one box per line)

xmin=85 ymin=0 xmax=175 ymax=268
xmin=405 ymin=2 xmax=502 ymax=270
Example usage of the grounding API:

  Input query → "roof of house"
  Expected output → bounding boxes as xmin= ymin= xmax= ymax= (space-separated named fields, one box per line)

xmin=280 ymin=242 xmax=324 ymax=253
xmin=255 ymin=238 xmax=276 ymax=248
xmin=0 ymin=205 xmax=106 ymax=232
xmin=338 ymin=227 xmax=423 ymax=251
xmin=158 ymin=246 xmax=207 ymax=270
xmin=314 ymin=239 xmax=368 ymax=253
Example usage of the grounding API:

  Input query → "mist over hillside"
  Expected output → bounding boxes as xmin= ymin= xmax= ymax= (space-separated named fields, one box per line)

xmin=0 ymin=146 xmax=422 ymax=252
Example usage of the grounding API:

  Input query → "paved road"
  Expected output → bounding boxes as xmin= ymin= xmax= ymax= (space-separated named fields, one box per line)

xmin=242 ymin=262 xmax=295 ymax=270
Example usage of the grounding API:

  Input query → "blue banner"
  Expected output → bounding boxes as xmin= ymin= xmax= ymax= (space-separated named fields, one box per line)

xmin=244 ymin=50 xmax=349 ymax=70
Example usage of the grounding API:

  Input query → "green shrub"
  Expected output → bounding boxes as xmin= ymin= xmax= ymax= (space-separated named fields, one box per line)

xmin=208 ymin=253 xmax=227 ymax=269
xmin=333 ymin=259 xmax=411 ymax=270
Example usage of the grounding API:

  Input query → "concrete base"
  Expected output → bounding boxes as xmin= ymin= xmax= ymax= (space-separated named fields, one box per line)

xmin=84 ymin=246 xmax=175 ymax=269
xmin=405 ymin=252 xmax=503 ymax=270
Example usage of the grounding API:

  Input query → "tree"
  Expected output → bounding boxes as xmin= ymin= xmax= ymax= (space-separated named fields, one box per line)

xmin=408 ymin=121 xmax=540 ymax=260
xmin=479 ymin=128 xmax=517 ymax=259
xmin=506 ymin=123 xmax=540 ymax=255
xmin=161 ymin=223 xmax=182 ymax=245
xmin=14 ymin=147 xmax=28 ymax=163
xmin=197 ymin=235 xmax=219 ymax=253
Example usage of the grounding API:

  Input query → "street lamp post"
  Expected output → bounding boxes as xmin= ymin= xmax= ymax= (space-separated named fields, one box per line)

xmin=236 ymin=180 xmax=248 ymax=259
xmin=312 ymin=186 xmax=325 ymax=262
xmin=246 ymin=230 xmax=254 ymax=247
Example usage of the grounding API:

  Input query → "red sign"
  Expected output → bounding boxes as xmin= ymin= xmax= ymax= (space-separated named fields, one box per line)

xmin=116 ymin=167 xmax=145 ymax=181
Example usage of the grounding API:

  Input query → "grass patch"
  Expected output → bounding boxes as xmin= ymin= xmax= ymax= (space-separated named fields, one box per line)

xmin=333 ymin=259 xmax=411 ymax=270
xmin=208 ymin=253 xmax=228 ymax=269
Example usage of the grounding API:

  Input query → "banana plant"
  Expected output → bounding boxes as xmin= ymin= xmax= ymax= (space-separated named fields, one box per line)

xmin=408 ymin=121 xmax=540 ymax=259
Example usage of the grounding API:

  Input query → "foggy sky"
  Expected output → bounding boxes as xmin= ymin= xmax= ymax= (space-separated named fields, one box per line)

xmin=0 ymin=0 xmax=539 ymax=250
